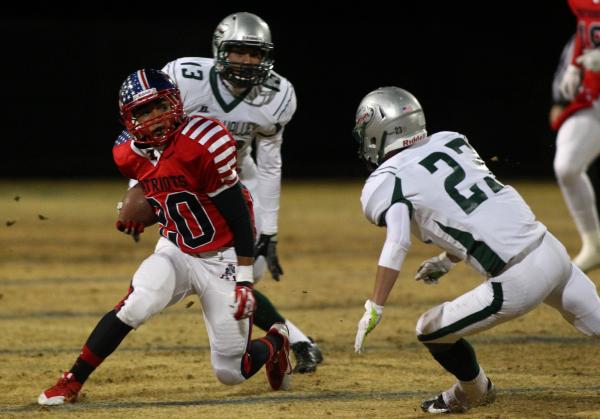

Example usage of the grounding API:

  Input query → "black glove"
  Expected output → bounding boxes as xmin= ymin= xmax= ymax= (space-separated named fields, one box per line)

xmin=254 ymin=233 xmax=284 ymax=281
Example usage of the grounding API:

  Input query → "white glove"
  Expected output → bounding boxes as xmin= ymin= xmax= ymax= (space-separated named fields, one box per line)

xmin=576 ymin=49 xmax=600 ymax=72
xmin=559 ymin=64 xmax=581 ymax=100
xmin=415 ymin=252 xmax=455 ymax=284
xmin=354 ymin=299 xmax=384 ymax=354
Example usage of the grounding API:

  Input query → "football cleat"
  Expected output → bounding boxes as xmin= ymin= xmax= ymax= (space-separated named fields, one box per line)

xmin=38 ymin=372 xmax=83 ymax=406
xmin=265 ymin=323 xmax=292 ymax=390
xmin=291 ymin=337 xmax=323 ymax=373
xmin=308 ymin=337 xmax=324 ymax=364
xmin=421 ymin=379 xmax=496 ymax=414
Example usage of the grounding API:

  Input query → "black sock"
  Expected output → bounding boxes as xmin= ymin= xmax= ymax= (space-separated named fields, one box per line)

xmin=240 ymin=333 xmax=284 ymax=379
xmin=424 ymin=338 xmax=480 ymax=381
xmin=70 ymin=310 xmax=133 ymax=384
xmin=252 ymin=289 xmax=285 ymax=331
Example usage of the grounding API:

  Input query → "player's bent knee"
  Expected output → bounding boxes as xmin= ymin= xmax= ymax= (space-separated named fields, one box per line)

xmin=553 ymin=160 xmax=579 ymax=184
xmin=416 ymin=304 xmax=448 ymax=341
xmin=116 ymin=255 xmax=176 ymax=328
xmin=574 ymin=307 xmax=600 ymax=337
xmin=212 ymin=355 xmax=245 ymax=385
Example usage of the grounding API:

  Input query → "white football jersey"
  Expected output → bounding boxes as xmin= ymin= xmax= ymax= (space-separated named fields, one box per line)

xmin=162 ymin=57 xmax=296 ymax=235
xmin=361 ymin=131 xmax=547 ymax=277
xmin=162 ymin=57 xmax=296 ymax=160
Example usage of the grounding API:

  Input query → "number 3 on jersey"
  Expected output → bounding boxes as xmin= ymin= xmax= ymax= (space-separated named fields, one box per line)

xmin=148 ymin=192 xmax=215 ymax=248
xmin=180 ymin=62 xmax=203 ymax=80
xmin=419 ymin=138 xmax=503 ymax=215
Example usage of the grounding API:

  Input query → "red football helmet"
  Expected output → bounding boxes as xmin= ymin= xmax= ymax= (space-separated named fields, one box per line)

xmin=118 ymin=69 xmax=185 ymax=147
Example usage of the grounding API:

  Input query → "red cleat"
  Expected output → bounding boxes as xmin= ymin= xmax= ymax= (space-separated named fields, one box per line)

xmin=265 ymin=323 xmax=292 ymax=390
xmin=38 ymin=372 xmax=82 ymax=405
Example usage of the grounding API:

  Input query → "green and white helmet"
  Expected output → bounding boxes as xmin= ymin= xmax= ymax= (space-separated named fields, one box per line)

xmin=212 ymin=12 xmax=274 ymax=87
xmin=353 ymin=87 xmax=427 ymax=169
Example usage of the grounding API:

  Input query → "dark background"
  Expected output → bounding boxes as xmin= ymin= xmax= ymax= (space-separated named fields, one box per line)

xmin=2 ymin=4 xmax=576 ymax=179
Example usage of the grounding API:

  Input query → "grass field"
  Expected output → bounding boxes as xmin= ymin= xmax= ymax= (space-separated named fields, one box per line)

xmin=1 ymin=179 xmax=600 ymax=418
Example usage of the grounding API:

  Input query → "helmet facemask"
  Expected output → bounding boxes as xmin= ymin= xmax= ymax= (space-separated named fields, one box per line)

xmin=121 ymin=89 xmax=184 ymax=148
xmin=215 ymin=40 xmax=274 ymax=87
xmin=353 ymin=105 xmax=384 ymax=172
xmin=211 ymin=12 xmax=275 ymax=87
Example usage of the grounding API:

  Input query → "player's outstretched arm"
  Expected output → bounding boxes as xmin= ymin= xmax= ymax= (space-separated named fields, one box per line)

xmin=255 ymin=132 xmax=285 ymax=280
xmin=355 ymin=203 xmax=411 ymax=353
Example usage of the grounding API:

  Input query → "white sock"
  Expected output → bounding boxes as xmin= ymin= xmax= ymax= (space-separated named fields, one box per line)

xmin=457 ymin=367 xmax=489 ymax=402
xmin=285 ymin=320 xmax=309 ymax=345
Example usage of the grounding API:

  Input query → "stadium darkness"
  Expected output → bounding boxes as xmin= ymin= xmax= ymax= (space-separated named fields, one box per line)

xmin=2 ymin=4 xmax=575 ymax=179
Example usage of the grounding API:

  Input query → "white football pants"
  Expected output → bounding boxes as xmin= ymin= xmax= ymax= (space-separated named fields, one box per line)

xmin=416 ymin=232 xmax=600 ymax=343
xmin=116 ymin=238 xmax=250 ymax=385
xmin=554 ymin=107 xmax=600 ymax=236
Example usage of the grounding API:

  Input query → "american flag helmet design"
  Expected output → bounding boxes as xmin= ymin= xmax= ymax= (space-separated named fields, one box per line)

xmin=118 ymin=69 xmax=185 ymax=147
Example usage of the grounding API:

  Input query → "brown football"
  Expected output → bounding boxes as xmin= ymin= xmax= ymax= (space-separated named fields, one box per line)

xmin=118 ymin=183 xmax=158 ymax=226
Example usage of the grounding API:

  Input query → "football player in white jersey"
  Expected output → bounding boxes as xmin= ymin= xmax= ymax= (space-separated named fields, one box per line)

xmin=160 ymin=12 xmax=322 ymax=373
xmin=352 ymin=87 xmax=600 ymax=414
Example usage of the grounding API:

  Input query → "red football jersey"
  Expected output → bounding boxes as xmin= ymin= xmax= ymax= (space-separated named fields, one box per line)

xmin=113 ymin=116 xmax=254 ymax=254
xmin=553 ymin=0 xmax=600 ymax=130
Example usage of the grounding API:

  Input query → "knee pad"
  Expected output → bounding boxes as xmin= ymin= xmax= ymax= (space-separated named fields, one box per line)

xmin=212 ymin=354 xmax=245 ymax=385
xmin=416 ymin=303 xmax=450 ymax=343
xmin=553 ymin=158 xmax=579 ymax=185
xmin=117 ymin=254 xmax=176 ymax=328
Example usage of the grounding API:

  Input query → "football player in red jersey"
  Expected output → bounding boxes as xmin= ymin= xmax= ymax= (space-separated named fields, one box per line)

xmin=38 ymin=69 xmax=292 ymax=406
xmin=160 ymin=12 xmax=323 ymax=373
xmin=553 ymin=0 xmax=600 ymax=272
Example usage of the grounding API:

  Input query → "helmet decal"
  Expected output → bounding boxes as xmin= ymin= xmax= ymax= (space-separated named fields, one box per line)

xmin=355 ymin=105 xmax=374 ymax=128
xmin=353 ymin=87 xmax=427 ymax=169
xmin=118 ymin=69 xmax=185 ymax=147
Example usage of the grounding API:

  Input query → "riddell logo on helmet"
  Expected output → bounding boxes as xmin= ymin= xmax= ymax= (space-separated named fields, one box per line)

xmin=402 ymin=133 xmax=426 ymax=147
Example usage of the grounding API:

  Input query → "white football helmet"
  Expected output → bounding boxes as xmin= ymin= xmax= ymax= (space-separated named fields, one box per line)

xmin=212 ymin=12 xmax=274 ymax=86
xmin=353 ymin=87 xmax=427 ymax=169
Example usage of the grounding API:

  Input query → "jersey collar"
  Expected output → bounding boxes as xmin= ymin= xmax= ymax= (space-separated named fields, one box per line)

xmin=209 ymin=67 xmax=252 ymax=113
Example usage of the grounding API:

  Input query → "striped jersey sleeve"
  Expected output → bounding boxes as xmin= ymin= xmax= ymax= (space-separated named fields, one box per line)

xmin=181 ymin=117 xmax=239 ymax=196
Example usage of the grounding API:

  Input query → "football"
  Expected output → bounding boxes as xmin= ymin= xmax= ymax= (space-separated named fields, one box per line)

xmin=118 ymin=183 xmax=158 ymax=227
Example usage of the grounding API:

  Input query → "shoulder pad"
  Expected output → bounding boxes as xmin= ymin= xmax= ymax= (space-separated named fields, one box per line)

xmin=114 ymin=130 xmax=134 ymax=147
xmin=262 ymin=72 xmax=282 ymax=91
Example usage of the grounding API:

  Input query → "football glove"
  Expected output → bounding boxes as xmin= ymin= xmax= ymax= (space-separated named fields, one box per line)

xmin=232 ymin=282 xmax=255 ymax=320
xmin=415 ymin=252 xmax=455 ymax=284
xmin=559 ymin=64 xmax=581 ymax=100
xmin=576 ymin=48 xmax=600 ymax=72
xmin=254 ymin=233 xmax=283 ymax=281
xmin=354 ymin=299 xmax=384 ymax=354
xmin=115 ymin=220 xmax=145 ymax=237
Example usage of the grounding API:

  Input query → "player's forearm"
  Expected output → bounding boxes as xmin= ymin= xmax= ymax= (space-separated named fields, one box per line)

xmin=256 ymin=163 xmax=282 ymax=235
xmin=256 ymin=176 xmax=280 ymax=234
xmin=211 ymin=183 xmax=255 ymax=258
xmin=256 ymin=136 xmax=282 ymax=234
xmin=371 ymin=266 xmax=399 ymax=306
